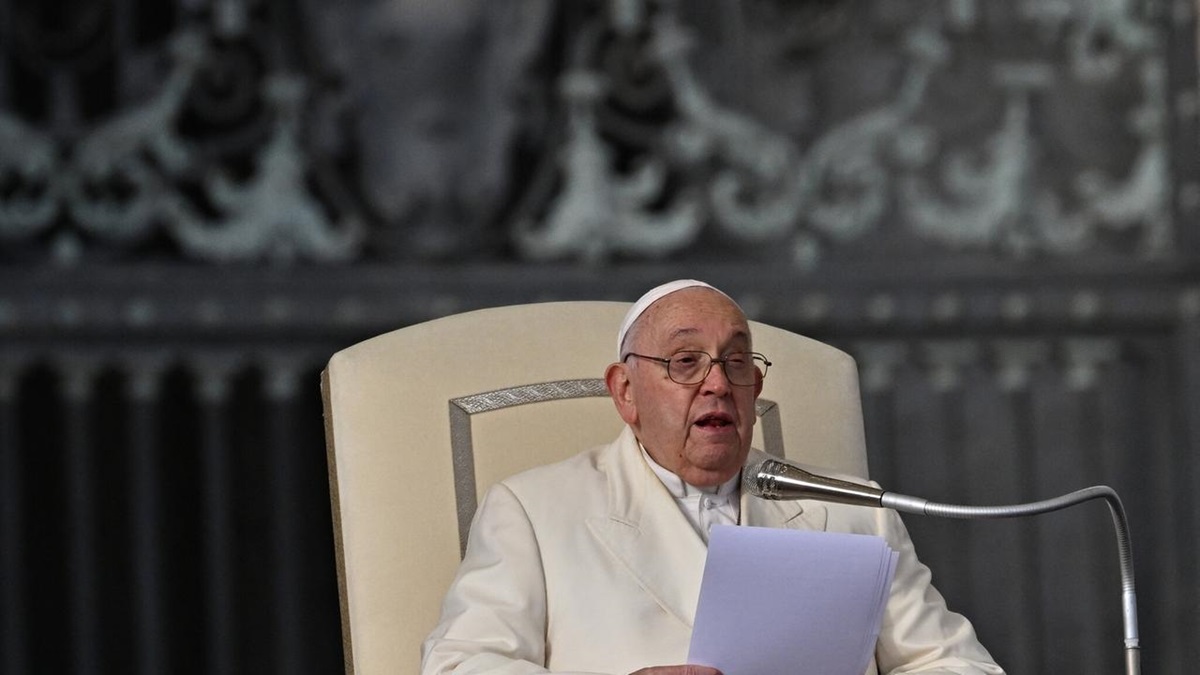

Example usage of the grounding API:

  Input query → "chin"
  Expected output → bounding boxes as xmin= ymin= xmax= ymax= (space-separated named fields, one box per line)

xmin=684 ymin=448 xmax=747 ymax=484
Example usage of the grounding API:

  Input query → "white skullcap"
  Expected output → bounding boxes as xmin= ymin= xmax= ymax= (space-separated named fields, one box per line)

xmin=616 ymin=279 xmax=733 ymax=358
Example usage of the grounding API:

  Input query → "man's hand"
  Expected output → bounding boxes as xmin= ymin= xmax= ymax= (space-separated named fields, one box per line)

xmin=628 ymin=662 xmax=720 ymax=667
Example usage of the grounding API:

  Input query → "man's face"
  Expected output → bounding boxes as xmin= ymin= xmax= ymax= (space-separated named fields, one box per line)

xmin=607 ymin=288 xmax=761 ymax=487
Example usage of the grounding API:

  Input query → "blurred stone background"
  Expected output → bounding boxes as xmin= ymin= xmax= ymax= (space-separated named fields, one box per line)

xmin=0 ymin=0 xmax=1197 ymax=673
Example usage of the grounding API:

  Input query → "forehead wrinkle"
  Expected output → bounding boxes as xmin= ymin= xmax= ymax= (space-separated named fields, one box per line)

xmin=664 ymin=326 xmax=752 ymax=349
xmin=666 ymin=327 xmax=700 ymax=342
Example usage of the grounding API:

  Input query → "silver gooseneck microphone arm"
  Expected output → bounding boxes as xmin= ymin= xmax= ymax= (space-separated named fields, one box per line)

xmin=745 ymin=458 xmax=1140 ymax=675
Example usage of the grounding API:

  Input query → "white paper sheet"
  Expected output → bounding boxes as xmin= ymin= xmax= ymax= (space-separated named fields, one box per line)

xmin=687 ymin=525 xmax=899 ymax=675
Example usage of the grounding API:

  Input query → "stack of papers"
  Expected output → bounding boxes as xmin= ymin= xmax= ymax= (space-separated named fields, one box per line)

xmin=688 ymin=525 xmax=899 ymax=675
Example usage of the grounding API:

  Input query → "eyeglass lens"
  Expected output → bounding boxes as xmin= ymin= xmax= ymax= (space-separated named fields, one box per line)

xmin=669 ymin=352 xmax=764 ymax=385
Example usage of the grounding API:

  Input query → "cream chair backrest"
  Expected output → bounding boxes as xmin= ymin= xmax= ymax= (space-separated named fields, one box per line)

xmin=321 ymin=301 xmax=868 ymax=675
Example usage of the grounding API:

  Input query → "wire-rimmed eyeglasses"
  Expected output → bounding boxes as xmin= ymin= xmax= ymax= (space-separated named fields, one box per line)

xmin=623 ymin=351 xmax=771 ymax=386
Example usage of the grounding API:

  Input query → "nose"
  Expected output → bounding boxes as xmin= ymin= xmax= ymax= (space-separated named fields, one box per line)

xmin=700 ymin=358 xmax=732 ymax=395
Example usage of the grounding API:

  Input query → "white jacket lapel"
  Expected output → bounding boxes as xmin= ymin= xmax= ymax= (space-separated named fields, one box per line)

xmin=586 ymin=428 xmax=709 ymax=628
xmin=585 ymin=438 xmax=833 ymax=629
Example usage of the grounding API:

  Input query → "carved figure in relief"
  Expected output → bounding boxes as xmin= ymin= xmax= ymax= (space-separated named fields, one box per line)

xmin=308 ymin=0 xmax=553 ymax=258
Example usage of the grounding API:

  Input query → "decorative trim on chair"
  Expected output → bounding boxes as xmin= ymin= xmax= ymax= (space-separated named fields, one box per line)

xmin=448 ymin=379 xmax=609 ymax=556
xmin=451 ymin=379 xmax=611 ymax=414
xmin=448 ymin=379 xmax=782 ymax=557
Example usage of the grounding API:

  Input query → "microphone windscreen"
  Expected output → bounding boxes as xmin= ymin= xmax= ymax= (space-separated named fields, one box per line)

xmin=741 ymin=456 xmax=776 ymax=497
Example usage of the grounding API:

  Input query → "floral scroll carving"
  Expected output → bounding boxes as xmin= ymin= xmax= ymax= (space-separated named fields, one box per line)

xmin=0 ymin=0 xmax=1190 ymax=266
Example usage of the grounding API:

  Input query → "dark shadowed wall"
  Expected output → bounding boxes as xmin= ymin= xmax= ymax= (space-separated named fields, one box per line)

xmin=1 ymin=1 xmax=1198 ymax=673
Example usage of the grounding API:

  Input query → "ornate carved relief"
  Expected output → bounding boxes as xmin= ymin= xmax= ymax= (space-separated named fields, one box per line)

xmin=0 ymin=0 xmax=1192 ymax=265
xmin=0 ymin=2 xmax=365 ymax=263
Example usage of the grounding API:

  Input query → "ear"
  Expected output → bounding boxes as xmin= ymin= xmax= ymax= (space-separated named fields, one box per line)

xmin=754 ymin=368 xmax=764 ymax=399
xmin=605 ymin=362 xmax=639 ymax=426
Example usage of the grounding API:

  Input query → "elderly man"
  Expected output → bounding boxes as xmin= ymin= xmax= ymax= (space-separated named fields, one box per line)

xmin=422 ymin=280 xmax=1004 ymax=674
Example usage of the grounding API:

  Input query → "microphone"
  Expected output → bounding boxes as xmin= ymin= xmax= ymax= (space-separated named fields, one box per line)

xmin=742 ymin=456 xmax=885 ymax=507
xmin=743 ymin=455 xmax=1142 ymax=675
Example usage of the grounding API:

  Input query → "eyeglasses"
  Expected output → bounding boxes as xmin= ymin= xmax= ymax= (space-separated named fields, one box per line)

xmin=623 ymin=351 xmax=771 ymax=386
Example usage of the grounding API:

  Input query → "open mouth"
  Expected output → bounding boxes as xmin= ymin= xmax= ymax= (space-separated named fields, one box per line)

xmin=694 ymin=413 xmax=733 ymax=429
